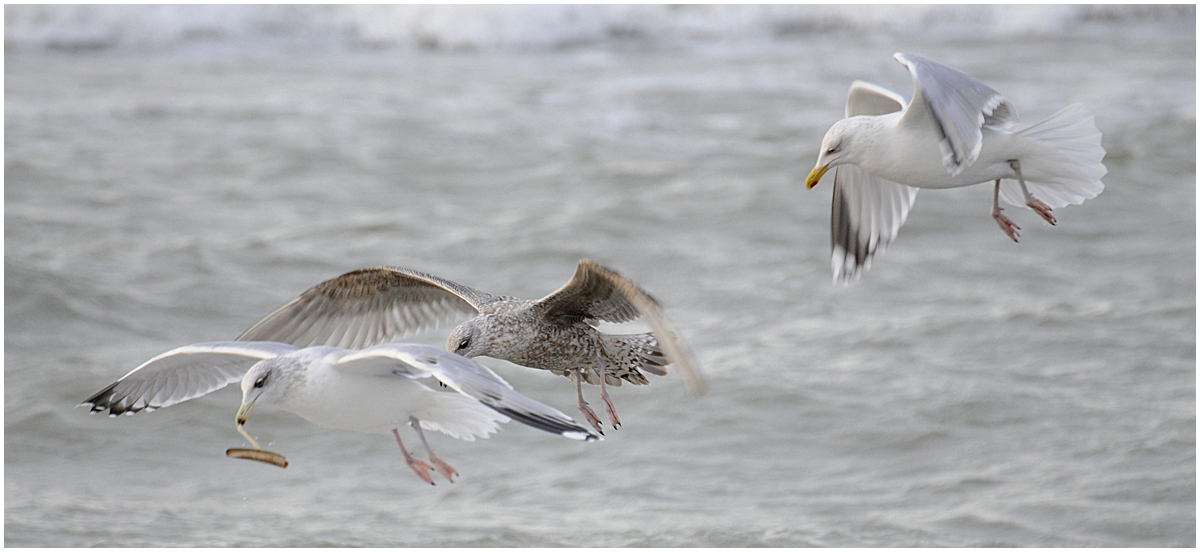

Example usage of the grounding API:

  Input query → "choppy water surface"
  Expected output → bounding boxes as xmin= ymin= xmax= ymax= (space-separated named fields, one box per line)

xmin=5 ymin=5 xmax=1195 ymax=547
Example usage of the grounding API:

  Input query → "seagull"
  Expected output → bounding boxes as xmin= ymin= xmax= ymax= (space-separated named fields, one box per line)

xmin=236 ymin=259 xmax=705 ymax=435
xmin=81 ymin=342 xmax=598 ymax=485
xmin=806 ymin=52 xmax=1107 ymax=283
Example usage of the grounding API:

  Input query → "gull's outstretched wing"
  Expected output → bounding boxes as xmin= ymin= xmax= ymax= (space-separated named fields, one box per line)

xmin=333 ymin=343 xmax=600 ymax=441
xmin=532 ymin=260 xmax=648 ymax=325
xmin=237 ymin=266 xmax=497 ymax=350
xmin=895 ymin=52 xmax=1018 ymax=176
xmin=533 ymin=260 xmax=706 ymax=395
xmin=81 ymin=341 xmax=297 ymax=416
xmin=830 ymin=165 xmax=920 ymax=284
xmin=830 ymin=80 xmax=922 ymax=283
xmin=845 ymin=80 xmax=907 ymax=118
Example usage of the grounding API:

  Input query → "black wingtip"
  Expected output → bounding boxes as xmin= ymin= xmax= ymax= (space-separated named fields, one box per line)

xmin=80 ymin=381 xmax=146 ymax=417
xmin=489 ymin=405 xmax=599 ymax=441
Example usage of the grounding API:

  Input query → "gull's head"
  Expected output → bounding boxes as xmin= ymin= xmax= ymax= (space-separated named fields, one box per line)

xmin=447 ymin=316 xmax=495 ymax=359
xmin=807 ymin=119 xmax=858 ymax=189
xmin=237 ymin=358 xmax=294 ymax=426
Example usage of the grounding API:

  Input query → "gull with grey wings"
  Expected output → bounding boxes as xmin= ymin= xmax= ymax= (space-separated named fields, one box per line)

xmin=806 ymin=52 xmax=1106 ymax=283
xmin=82 ymin=342 xmax=598 ymax=485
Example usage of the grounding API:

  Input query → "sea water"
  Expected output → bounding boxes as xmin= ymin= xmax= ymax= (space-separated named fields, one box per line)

xmin=5 ymin=5 xmax=1195 ymax=546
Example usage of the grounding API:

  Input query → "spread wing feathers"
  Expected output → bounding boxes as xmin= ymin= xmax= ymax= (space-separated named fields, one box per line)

xmin=534 ymin=260 xmax=649 ymax=325
xmin=80 ymin=342 xmax=297 ymax=416
xmin=236 ymin=266 xmax=494 ymax=350
xmin=538 ymin=260 xmax=707 ymax=396
xmin=333 ymin=344 xmax=599 ymax=441
xmin=830 ymin=164 xmax=921 ymax=284
xmin=895 ymin=52 xmax=1018 ymax=176
xmin=846 ymin=80 xmax=907 ymax=117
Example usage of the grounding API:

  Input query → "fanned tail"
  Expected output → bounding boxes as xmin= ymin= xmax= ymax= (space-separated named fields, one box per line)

xmin=593 ymin=333 xmax=668 ymax=386
xmin=1003 ymin=103 xmax=1106 ymax=209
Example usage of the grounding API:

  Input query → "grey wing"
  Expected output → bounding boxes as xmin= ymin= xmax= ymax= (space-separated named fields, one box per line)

xmin=830 ymin=165 xmax=920 ymax=283
xmin=536 ymin=260 xmax=707 ymax=396
xmin=80 ymin=341 xmax=296 ymax=416
xmin=894 ymin=52 xmax=1018 ymax=176
xmin=845 ymin=80 xmax=907 ymax=117
xmin=333 ymin=344 xmax=599 ymax=441
xmin=237 ymin=266 xmax=496 ymax=350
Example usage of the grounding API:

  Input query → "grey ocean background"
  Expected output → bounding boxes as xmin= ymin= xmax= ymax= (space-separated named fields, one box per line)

xmin=5 ymin=5 xmax=1195 ymax=547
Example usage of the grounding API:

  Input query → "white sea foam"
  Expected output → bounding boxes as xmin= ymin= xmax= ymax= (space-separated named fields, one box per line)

xmin=4 ymin=5 xmax=1188 ymax=53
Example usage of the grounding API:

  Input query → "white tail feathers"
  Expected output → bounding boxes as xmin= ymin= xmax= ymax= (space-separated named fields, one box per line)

xmin=417 ymin=392 xmax=508 ymax=441
xmin=1002 ymin=103 xmax=1107 ymax=209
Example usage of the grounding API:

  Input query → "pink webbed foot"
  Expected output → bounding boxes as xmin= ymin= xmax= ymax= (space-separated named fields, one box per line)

xmin=408 ymin=417 xmax=458 ymax=483
xmin=429 ymin=456 xmax=458 ymax=483
xmin=578 ymin=399 xmax=604 ymax=435
xmin=1006 ymin=159 xmax=1056 ymax=227
xmin=599 ymin=378 xmax=621 ymax=429
xmin=404 ymin=456 xmax=436 ymax=485
xmin=575 ymin=367 xmax=604 ymax=434
xmin=601 ymin=395 xmax=621 ymax=430
xmin=993 ymin=208 xmax=1021 ymax=242
xmin=1027 ymin=197 xmax=1057 ymax=226
xmin=393 ymin=427 xmax=435 ymax=485
xmin=593 ymin=358 xmax=620 ymax=429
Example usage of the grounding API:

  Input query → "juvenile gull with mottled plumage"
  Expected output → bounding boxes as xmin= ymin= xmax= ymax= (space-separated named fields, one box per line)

xmin=237 ymin=259 xmax=705 ymax=434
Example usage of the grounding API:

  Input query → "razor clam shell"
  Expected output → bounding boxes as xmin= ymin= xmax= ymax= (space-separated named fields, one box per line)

xmin=226 ymin=448 xmax=289 ymax=468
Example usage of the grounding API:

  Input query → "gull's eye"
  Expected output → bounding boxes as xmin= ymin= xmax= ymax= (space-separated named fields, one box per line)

xmin=456 ymin=337 xmax=471 ymax=351
xmin=827 ymin=146 xmax=839 ymax=154
xmin=254 ymin=375 xmax=268 ymax=388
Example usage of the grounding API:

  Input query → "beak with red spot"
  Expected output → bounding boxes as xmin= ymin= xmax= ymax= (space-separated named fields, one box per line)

xmin=806 ymin=163 xmax=830 ymax=189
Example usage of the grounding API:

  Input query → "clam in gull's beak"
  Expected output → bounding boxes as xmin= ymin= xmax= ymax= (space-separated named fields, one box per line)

xmin=806 ymin=163 xmax=830 ymax=189
xmin=236 ymin=397 xmax=256 ymax=426
xmin=235 ymin=398 xmax=262 ymax=450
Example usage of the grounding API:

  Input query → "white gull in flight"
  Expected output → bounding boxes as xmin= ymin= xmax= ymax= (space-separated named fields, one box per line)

xmin=806 ymin=52 xmax=1107 ymax=283
xmin=82 ymin=342 xmax=598 ymax=485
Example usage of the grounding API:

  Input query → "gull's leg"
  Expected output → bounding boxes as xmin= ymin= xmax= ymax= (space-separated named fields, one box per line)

xmin=574 ymin=367 xmax=604 ymax=435
xmin=392 ymin=428 xmax=435 ymax=485
xmin=594 ymin=357 xmax=620 ymax=429
xmin=1010 ymin=159 xmax=1056 ymax=225
xmin=992 ymin=179 xmax=1021 ymax=242
xmin=410 ymin=416 xmax=457 ymax=483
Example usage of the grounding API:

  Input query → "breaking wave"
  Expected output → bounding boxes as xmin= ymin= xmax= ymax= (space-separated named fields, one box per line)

xmin=6 ymin=5 xmax=1191 ymax=53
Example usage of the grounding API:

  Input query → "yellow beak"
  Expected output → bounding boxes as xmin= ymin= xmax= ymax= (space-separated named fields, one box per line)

xmin=235 ymin=398 xmax=262 ymax=450
xmin=806 ymin=163 xmax=830 ymax=189
xmin=236 ymin=398 xmax=256 ymax=426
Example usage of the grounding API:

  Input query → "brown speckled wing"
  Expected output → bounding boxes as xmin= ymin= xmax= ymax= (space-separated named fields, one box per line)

xmin=237 ymin=266 xmax=498 ymax=349
xmin=534 ymin=260 xmax=706 ymax=395
xmin=534 ymin=260 xmax=646 ymax=325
